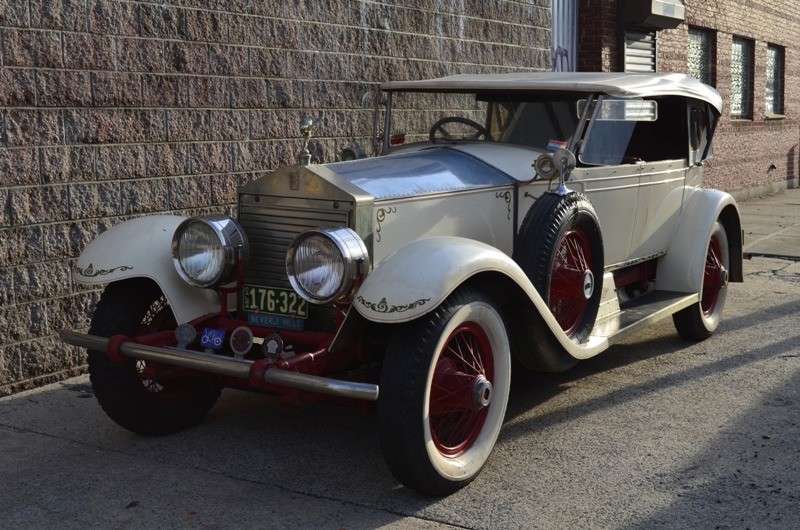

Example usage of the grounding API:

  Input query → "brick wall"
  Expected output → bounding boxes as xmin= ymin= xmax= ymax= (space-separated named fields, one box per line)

xmin=0 ymin=0 xmax=552 ymax=395
xmin=578 ymin=0 xmax=799 ymax=195
xmin=657 ymin=0 xmax=800 ymax=195
xmin=578 ymin=0 xmax=621 ymax=72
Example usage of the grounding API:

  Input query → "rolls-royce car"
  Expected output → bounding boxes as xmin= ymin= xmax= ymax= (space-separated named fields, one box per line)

xmin=61 ymin=72 xmax=742 ymax=495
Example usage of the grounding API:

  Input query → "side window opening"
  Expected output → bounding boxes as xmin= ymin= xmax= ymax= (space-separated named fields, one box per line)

xmin=578 ymin=95 xmax=688 ymax=166
xmin=623 ymin=97 xmax=687 ymax=162
xmin=688 ymin=100 xmax=712 ymax=164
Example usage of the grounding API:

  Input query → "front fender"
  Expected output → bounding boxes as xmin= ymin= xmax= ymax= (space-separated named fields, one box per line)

xmin=657 ymin=188 xmax=742 ymax=293
xmin=352 ymin=236 xmax=611 ymax=359
xmin=353 ymin=237 xmax=537 ymax=323
xmin=74 ymin=215 xmax=220 ymax=324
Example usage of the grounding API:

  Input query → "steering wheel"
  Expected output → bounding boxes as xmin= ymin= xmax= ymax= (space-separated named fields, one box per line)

xmin=429 ymin=117 xmax=492 ymax=142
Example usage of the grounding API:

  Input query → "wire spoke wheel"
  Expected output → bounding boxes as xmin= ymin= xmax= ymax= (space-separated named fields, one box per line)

xmin=379 ymin=287 xmax=511 ymax=495
xmin=430 ymin=322 xmax=494 ymax=456
xmin=87 ymin=279 xmax=221 ymax=436
xmin=549 ymin=227 xmax=592 ymax=334
xmin=673 ymin=221 xmax=730 ymax=340
xmin=513 ymin=192 xmax=604 ymax=359
xmin=701 ymin=236 xmax=725 ymax=317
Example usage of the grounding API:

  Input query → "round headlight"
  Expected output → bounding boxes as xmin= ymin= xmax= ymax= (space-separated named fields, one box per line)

xmin=286 ymin=228 xmax=369 ymax=304
xmin=172 ymin=215 xmax=248 ymax=288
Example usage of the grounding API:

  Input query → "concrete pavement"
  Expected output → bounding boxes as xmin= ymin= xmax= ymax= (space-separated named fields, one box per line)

xmin=740 ymin=187 xmax=800 ymax=260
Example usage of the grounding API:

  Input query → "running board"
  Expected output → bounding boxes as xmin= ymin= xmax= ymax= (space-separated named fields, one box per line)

xmin=590 ymin=290 xmax=698 ymax=346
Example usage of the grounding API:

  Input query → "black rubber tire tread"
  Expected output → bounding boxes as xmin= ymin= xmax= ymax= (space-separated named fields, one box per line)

xmin=378 ymin=286 xmax=505 ymax=496
xmin=87 ymin=278 xmax=221 ymax=436
xmin=511 ymin=192 xmax=604 ymax=370
xmin=672 ymin=301 xmax=712 ymax=341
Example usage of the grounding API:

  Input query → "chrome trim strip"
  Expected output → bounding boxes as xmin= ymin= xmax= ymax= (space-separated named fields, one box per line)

xmin=605 ymin=250 xmax=667 ymax=272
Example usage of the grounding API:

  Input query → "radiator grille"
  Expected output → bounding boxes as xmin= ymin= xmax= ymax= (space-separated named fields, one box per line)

xmin=238 ymin=198 xmax=350 ymax=331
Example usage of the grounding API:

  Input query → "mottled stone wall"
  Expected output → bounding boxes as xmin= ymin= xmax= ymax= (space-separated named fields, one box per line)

xmin=0 ymin=1 xmax=552 ymax=394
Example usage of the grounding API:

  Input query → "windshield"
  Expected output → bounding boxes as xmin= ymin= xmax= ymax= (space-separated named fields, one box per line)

xmin=385 ymin=91 xmax=583 ymax=152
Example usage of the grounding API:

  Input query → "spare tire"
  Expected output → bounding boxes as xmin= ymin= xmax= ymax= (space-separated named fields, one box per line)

xmin=513 ymin=192 xmax=604 ymax=347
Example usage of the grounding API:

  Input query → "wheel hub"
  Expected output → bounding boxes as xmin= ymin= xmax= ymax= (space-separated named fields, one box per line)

xmin=582 ymin=269 xmax=595 ymax=300
xmin=472 ymin=376 xmax=493 ymax=409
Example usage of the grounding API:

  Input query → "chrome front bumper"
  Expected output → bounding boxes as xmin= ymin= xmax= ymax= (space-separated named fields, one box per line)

xmin=59 ymin=330 xmax=379 ymax=402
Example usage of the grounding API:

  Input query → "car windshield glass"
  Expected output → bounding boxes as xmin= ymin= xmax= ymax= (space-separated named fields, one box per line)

xmin=386 ymin=91 xmax=582 ymax=151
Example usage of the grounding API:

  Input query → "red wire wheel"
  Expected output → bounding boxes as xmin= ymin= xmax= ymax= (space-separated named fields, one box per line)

xmin=673 ymin=221 xmax=730 ymax=340
xmin=549 ymin=227 xmax=593 ymax=335
xmin=429 ymin=322 xmax=495 ymax=456
xmin=379 ymin=287 xmax=511 ymax=495
xmin=513 ymin=192 xmax=604 ymax=350
xmin=87 ymin=279 xmax=221 ymax=436
xmin=701 ymin=235 xmax=725 ymax=317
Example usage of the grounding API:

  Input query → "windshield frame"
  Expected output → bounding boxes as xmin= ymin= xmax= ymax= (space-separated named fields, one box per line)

xmin=380 ymin=89 xmax=599 ymax=155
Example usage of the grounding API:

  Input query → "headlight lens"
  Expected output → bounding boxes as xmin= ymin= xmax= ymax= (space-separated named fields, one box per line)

xmin=172 ymin=215 xmax=248 ymax=287
xmin=287 ymin=228 xmax=369 ymax=304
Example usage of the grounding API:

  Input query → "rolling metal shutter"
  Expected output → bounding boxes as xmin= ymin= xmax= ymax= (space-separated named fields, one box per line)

xmin=625 ymin=29 xmax=656 ymax=72
xmin=551 ymin=0 xmax=578 ymax=72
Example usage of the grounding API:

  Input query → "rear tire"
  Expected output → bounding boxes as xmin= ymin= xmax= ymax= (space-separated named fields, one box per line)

xmin=378 ymin=287 xmax=511 ymax=495
xmin=673 ymin=221 xmax=729 ymax=340
xmin=88 ymin=279 xmax=221 ymax=436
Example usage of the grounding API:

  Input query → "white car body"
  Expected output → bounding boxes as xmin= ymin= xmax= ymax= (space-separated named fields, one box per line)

xmin=64 ymin=72 xmax=743 ymax=496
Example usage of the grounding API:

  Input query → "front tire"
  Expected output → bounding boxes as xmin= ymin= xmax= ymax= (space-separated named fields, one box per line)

xmin=378 ymin=287 xmax=511 ymax=495
xmin=88 ymin=279 xmax=221 ymax=436
xmin=673 ymin=221 xmax=730 ymax=340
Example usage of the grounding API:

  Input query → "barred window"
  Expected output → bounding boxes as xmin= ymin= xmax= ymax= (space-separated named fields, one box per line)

xmin=766 ymin=44 xmax=784 ymax=115
xmin=730 ymin=37 xmax=753 ymax=119
xmin=688 ymin=28 xmax=714 ymax=86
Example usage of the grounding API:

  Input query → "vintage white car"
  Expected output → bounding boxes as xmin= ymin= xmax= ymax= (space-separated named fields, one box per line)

xmin=61 ymin=72 xmax=742 ymax=495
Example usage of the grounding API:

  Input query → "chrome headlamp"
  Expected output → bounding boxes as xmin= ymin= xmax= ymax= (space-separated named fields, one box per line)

xmin=286 ymin=227 xmax=369 ymax=305
xmin=172 ymin=215 xmax=248 ymax=288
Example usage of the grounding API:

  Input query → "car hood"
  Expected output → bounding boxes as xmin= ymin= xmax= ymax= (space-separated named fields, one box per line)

xmin=321 ymin=147 xmax=515 ymax=201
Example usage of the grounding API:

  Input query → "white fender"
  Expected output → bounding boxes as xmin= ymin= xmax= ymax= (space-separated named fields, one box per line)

xmin=74 ymin=215 xmax=220 ymax=324
xmin=657 ymin=188 xmax=740 ymax=293
xmin=353 ymin=236 xmax=611 ymax=359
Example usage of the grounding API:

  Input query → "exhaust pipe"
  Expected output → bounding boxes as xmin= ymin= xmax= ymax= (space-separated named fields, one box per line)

xmin=59 ymin=330 xmax=379 ymax=402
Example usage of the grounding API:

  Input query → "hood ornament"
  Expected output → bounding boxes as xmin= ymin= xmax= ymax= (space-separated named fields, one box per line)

xmin=298 ymin=117 xmax=315 ymax=166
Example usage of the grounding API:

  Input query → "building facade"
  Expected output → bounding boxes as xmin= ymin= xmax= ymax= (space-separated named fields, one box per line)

xmin=578 ymin=0 xmax=799 ymax=196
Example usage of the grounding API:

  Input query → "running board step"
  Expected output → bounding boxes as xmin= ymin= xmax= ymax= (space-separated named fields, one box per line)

xmin=590 ymin=290 xmax=698 ymax=345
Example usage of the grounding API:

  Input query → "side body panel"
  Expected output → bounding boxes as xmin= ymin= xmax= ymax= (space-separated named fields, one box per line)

xmin=518 ymin=160 xmax=687 ymax=268
xmin=370 ymin=187 xmax=515 ymax=264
